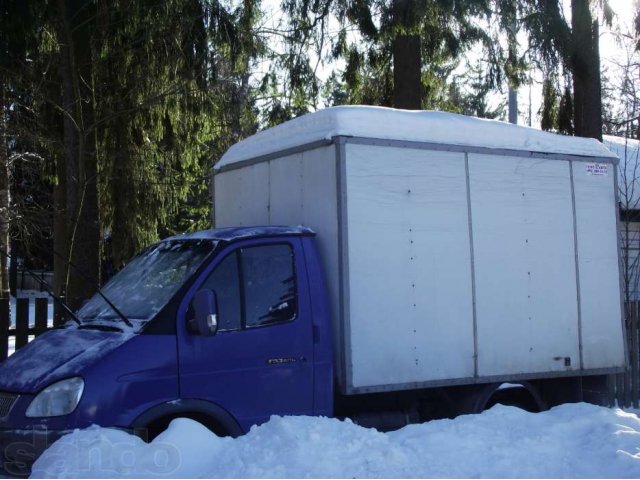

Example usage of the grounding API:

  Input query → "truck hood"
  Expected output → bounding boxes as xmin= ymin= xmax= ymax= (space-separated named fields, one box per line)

xmin=0 ymin=328 xmax=135 ymax=393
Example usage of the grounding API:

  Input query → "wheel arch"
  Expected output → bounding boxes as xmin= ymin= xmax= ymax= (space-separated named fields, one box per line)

xmin=130 ymin=399 xmax=244 ymax=440
xmin=475 ymin=381 xmax=547 ymax=413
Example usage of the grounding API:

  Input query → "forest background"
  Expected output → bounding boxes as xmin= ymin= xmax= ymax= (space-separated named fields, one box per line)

xmin=1 ymin=0 xmax=639 ymax=308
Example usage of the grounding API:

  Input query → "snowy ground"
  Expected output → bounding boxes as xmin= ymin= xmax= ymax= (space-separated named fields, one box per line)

xmin=31 ymin=403 xmax=640 ymax=478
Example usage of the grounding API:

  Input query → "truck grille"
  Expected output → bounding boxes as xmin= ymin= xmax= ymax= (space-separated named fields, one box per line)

xmin=0 ymin=392 xmax=18 ymax=417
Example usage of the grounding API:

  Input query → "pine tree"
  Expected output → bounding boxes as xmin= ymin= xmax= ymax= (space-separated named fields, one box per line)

xmin=4 ymin=0 xmax=265 ymax=305
xmin=279 ymin=0 xmax=522 ymax=112
xmin=520 ymin=0 xmax=611 ymax=140
xmin=0 ymin=0 xmax=45 ymax=298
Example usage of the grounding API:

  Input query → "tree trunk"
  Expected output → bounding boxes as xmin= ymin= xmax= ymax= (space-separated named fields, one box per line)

xmin=393 ymin=35 xmax=422 ymax=110
xmin=0 ymin=78 xmax=10 ymax=299
xmin=56 ymin=0 xmax=100 ymax=310
xmin=392 ymin=0 xmax=422 ymax=110
xmin=56 ymin=8 xmax=74 ymax=301
xmin=53 ymin=155 xmax=67 ymax=299
xmin=571 ymin=0 xmax=603 ymax=141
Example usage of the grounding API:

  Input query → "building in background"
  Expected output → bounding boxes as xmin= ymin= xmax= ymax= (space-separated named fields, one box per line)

xmin=605 ymin=136 xmax=640 ymax=302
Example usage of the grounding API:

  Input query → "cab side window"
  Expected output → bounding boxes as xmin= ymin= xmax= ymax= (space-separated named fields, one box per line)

xmin=201 ymin=252 xmax=241 ymax=331
xmin=199 ymin=243 xmax=296 ymax=332
xmin=243 ymin=245 xmax=296 ymax=328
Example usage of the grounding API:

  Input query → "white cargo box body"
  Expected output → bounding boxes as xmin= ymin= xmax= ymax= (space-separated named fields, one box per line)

xmin=213 ymin=106 xmax=626 ymax=395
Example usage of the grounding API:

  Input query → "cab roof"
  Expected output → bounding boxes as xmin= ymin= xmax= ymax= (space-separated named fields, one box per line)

xmin=164 ymin=225 xmax=315 ymax=243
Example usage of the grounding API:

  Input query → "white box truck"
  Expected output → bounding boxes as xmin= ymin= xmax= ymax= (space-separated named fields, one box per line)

xmin=214 ymin=106 xmax=625 ymax=414
xmin=1 ymin=106 xmax=628 ymax=475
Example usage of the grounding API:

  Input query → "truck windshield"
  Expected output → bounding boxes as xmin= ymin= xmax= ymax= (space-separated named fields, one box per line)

xmin=76 ymin=239 xmax=215 ymax=328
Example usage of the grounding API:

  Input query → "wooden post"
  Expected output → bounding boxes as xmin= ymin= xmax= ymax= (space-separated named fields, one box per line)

xmin=617 ymin=372 xmax=625 ymax=407
xmin=633 ymin=302 xmax=640 ymax=408
xmin=607 ymin=374 xmax=616 ymax=406
xmin=15 ymin=298 xmax=28 ymax=349
xmin=0 ymin=298 xmax=8 ymax=361
xmin=53 ymin=298 xmax=67 ymax=327
xmin=34 ymin=297 xmax=48 ymax=336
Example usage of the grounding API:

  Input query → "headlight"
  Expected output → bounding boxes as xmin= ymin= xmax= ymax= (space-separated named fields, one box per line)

xmin=26 ymin=377 xmax=84 ymax=418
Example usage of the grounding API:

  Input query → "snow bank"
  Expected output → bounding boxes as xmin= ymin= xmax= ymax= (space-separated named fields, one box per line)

xmin=32 ymin=403 xmax=640 ymax=478
xmin=217 ymin=106 xmax=616 ymax=169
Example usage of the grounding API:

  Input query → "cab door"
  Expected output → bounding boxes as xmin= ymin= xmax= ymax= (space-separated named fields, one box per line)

xmin=176 ymin=237 xmax=314 ymax=431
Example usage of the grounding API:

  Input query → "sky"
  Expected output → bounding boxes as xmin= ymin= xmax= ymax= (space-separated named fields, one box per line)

xmin=600 ymin=0 xmax=637 ymax=76
xmin=568 ymin=0 xmax=635 ymax=56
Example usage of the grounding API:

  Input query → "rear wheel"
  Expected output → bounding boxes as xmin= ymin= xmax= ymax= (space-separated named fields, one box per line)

xmin=484 ymin=385 xmax=544 ymax=412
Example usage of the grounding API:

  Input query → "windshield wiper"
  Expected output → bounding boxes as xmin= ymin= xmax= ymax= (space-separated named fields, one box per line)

xmin=52 ymin=248 xmax=133 ymax=328
xmin=0 ymin=249 xmax=81 ymax=326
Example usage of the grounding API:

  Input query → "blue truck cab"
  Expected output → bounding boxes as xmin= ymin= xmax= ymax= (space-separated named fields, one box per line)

xmin=0 ymin=226 xmax=334 ymax=476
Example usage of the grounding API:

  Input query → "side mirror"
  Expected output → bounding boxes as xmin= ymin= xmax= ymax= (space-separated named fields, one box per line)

xmin=188 ymin=289 xmax=218 ymax=336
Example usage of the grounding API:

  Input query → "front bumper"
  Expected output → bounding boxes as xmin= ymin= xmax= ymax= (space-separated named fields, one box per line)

xmin=0 ymin=428 xmax=70 ymax=478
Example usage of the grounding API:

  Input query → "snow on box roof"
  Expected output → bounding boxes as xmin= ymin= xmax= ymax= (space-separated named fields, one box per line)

xmin=216 ymin=105 xmax=616 ymax=169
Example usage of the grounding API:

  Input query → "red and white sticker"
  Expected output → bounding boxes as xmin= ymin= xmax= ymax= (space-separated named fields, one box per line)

xmin=586 ymin=163 xmax=608 ymax=176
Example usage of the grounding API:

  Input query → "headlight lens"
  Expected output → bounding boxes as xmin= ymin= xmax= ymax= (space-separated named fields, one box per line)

xmin=26 ymin=377 xmax=84 ymax=418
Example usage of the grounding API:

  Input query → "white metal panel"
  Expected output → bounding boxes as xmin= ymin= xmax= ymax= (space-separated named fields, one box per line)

xmin=268 ymin=147 xmax=341 ymax=368
xmin=213 ymin=168 xmax=243 ymax=227
xmin=573 ymin=163 xmax=625 ymax=369
xmin=299 ymin=148 xmax=340 ymax=355
xmin=469 ymin=154 xmax=579 ymax=376
xmin=214 ymin=163 xmax=270 ymax=227
xmin=269 ymin=155 xmax=304 ymax=225
xmin=345 ymin=144 xmax=474 ymax=389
